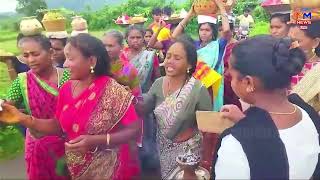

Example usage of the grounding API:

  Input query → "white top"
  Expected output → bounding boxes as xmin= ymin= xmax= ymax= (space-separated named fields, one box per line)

xmin=215 ymin=107 xmax=320 ymax=179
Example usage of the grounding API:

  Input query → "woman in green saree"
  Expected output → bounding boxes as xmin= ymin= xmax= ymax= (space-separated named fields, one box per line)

xmin=137 ymin=36 xmax=212 ymax=179
xmin=6 ymin=34 xmax=69 ymax=180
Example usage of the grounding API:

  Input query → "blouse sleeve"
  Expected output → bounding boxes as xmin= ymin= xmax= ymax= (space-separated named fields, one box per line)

xmin=196 ymin=85 xmax=213 ymax=111
xmin=6 ymin=76 xmax=23 ymax=104
xmin=214 ymin=134 xmax=250 ymax=179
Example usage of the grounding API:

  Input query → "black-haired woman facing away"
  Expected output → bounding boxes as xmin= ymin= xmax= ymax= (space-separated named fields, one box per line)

xmin=212 ymin=35 xmax=320 ymax=179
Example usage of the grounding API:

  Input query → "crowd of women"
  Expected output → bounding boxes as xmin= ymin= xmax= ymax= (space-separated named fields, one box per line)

xmin=0 ymin=0 xmax=320 ymax=179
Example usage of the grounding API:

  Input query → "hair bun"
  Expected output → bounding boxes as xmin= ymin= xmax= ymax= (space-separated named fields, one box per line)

xmin=272 ymin=39 xmax=306 ymax=76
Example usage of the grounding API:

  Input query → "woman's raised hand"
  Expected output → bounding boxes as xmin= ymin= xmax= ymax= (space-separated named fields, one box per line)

xmin=187 ymin=3 xmax=196 ymax=17
xmin=214 ymin=0 xmax=226 ymax=11
xmin=0 ymin=103 xmax=27 ymax=124
xmin=220 ymin=105 xmax=245 ymax=123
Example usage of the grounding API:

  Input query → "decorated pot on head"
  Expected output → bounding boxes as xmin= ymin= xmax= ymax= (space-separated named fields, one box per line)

xmin=42 ymin=10 xmax=66 ymax=32
xmin=20 ymin=16 xmax=43 ymax=36
xmin=193 ymin=0 xmax=236 ymax=15
xmin=71 ymin=16 xmax=88 ymax=31
xmin=42 ymin=10 xmax=68 ymax=38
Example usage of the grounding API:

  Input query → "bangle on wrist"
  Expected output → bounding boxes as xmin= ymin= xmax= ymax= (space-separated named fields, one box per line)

xmin=179 ymin=23 xmax=186 ymax=29
xmin=7 ymin=68 xmax=15 ymax=72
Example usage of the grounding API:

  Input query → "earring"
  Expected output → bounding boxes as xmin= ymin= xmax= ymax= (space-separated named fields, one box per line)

xmin=90 ymin=66 xmax=94 ymax=74
xmin=187 ymin=69 xmax=190 ymax=74
xmin=312 ymin=48 xmax=316 ymax=54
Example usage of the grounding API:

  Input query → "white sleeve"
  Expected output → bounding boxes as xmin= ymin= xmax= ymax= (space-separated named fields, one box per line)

xmin=214 ymin=135 xmax=250 ymax=179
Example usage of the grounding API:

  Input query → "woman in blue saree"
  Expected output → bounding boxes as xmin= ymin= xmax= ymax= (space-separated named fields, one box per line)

xmin=172 ymin=1 xmax=230 ymax=112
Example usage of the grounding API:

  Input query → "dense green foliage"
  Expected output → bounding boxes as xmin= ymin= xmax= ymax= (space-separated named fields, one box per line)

xmin=250 ymin=21 xmax=270 ymax=37
xmin=0 ymin=126 xmax=24 ymax=160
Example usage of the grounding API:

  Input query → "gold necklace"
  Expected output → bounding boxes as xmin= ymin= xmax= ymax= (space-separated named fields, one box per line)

xmin=269 ymin=105 xmax=297 ymax=115
xmin=307 ymin=53 xmax=317 ymax=62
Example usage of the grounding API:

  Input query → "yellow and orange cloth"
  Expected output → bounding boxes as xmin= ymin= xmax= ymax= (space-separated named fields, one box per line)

xmin=193 ymin=61 xmax=222 ymax=98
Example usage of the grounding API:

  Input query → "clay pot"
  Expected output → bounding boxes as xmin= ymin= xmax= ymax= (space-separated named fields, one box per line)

xmin=194 ymin=0 xmax=218 ymax=15
xmin=20 ymin=16 xmax=43 ymax=36
xmin=193 ymin=0 xmax=236 ymax=15
xmin=289 ymin=0 xmax=320 ymax=9
xmin=71 ymin=16 xmax=88 ymax=31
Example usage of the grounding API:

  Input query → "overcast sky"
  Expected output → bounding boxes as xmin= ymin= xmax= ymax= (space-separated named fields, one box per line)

xmin=0 ymin=0 xmax=17 ymax=13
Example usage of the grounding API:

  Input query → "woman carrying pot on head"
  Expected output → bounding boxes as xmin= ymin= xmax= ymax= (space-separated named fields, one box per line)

xmin=136 ymin=35 xmax=212 ymax=179
xmin=171 ymin=0 xmax=230 ymax=170
xmin=0 ymin=34 xmax=141 ymax=180
xmin=121 ymin=25 xmax=160 ymax=93
xmin=289 ymin=20 xmax=320 ymax=113
xmin=212 ymin=35 xmax=320 ymax=179
xmin=5 ymin=34 xmax=69 ymax=180
xmin=172 ymin=0 xmax=230 ymax=112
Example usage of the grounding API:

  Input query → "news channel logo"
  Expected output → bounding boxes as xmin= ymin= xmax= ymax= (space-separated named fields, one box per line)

xmin=291 ymin=7 xmax=320 ymax=29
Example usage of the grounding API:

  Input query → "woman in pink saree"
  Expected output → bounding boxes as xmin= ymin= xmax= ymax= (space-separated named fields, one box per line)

xmin=1 ymin=34 xmax=141 ymax=180
xmin=6 ymin=34 xmax=69 ymax=180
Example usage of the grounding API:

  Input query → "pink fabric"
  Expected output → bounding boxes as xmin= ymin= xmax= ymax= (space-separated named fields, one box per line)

xmin=111 ymin=104 xmax=141 ymax=180
xmin=56 ymin=76 xmax=108 ymax=140
xmin=56 ymin=76 xmax=140 ymax=179
xmin=26 ymin=71 xmax=68 ymax=180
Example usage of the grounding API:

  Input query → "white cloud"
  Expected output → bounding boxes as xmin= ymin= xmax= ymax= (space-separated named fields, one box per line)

xmin=0 ymin=0 xmax=17 ymax=13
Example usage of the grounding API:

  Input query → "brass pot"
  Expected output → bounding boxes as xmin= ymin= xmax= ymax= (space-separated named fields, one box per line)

xmin=20 ymin=16 xmax=43 ymax=36
xmin=290 ymin=0 xmax=320 ymax=9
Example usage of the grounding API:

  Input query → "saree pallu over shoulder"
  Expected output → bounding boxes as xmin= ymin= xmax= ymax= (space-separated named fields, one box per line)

xmin=130 ymin=49 xmax=156 ymax=93
xmin=292 ymin=63 xmax=320 ymax=112
xmin=65 ymin=78 xmax=134 ymax=180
